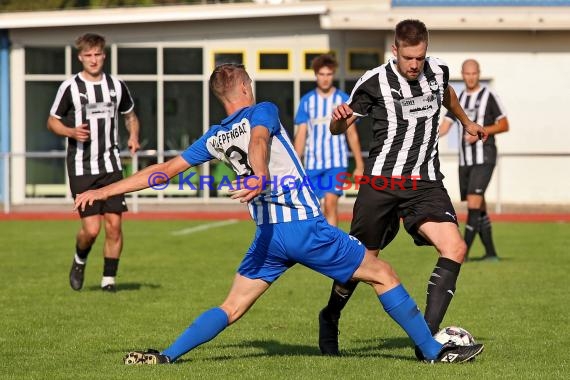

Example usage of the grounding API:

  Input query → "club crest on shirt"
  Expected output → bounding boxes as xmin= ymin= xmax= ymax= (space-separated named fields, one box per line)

xmin=429 ymin=80 xmax=439 ymax=91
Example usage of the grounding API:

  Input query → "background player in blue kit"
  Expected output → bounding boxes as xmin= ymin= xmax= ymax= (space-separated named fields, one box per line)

xmin=74 ymin=63 xmax=483 ymax=365
xmin=294 ymin=54 xmax=364 ymax=226
xmin=440 ymin=59 xmax=509 ymax=261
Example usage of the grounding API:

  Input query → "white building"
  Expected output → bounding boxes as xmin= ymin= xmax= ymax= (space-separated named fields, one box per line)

xmin=0 ymin=0 xmax=569 ymax=212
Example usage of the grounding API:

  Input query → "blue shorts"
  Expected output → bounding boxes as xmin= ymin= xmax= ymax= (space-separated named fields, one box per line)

xmin=238 ymin=216 xmax=365 ymax=283
xmin=306 ymin=167 xmax=348 ymax=199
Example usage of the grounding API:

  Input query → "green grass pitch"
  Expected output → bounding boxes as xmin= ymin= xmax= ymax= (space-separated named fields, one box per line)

xmin=1 ymin=219 xmax=568 ymax=379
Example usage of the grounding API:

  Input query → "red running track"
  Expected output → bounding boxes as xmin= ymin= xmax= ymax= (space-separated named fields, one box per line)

xmin=1 ymin=211 xmax=569 ymax=222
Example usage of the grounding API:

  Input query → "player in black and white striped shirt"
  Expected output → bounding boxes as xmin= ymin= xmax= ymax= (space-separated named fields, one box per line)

xmin=47 ymin=33 xmax=140 ymax=292
xmin=317 ymin=20 xmax=488 ymax=358
xmin=440 ymin=59 xmax=509 ymax=261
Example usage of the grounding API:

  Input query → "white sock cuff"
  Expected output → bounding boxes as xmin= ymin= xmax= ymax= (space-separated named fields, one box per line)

xmin=74 ymin=254 xmax=86 ymax=265
xmin=101 ymin=276 xmax=116 ymax=287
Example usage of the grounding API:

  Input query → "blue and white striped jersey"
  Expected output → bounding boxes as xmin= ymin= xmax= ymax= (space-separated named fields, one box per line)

xmin=181 ymin=102 xmax=321 ymax=225
xmin=294 ymin=88 xmax=350 ymax=170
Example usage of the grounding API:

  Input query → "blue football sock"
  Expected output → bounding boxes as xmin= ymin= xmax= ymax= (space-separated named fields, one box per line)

xmin=162 ymin=307 xmax=229 ymax=362
xmin=379 ymin=284 xmax=442 ymax=360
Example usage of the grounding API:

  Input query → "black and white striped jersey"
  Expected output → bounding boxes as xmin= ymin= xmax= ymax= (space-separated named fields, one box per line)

xmin=50 ymin=72 xmax=134 ymax=176
xmin=347 ymin=57 xmax=449 ymax=184
xmin=444 ymin=86 xmax=506 ymax=166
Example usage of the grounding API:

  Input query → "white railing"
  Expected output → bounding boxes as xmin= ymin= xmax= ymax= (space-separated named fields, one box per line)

xmin=2 ymin=151 xmax=569 ymax=214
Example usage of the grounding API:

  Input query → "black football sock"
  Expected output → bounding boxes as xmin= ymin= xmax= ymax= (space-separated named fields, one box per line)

xmin=75 ymin=244 xmax=92 ymax=262
xmin=424 ymin=257 xmax=461 ymax=335
xmin=324 ymin=280 xmax=359 ymax=318
xmin=479 ymin=211 xmax=498 ymax=257
xmin=464 ymin=208 xmax=481 ymax=256
xmin=103 ymin=257 xmax=119 ymax=277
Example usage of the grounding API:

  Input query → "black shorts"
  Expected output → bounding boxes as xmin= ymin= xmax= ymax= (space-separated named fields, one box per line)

xmin=69 ymin=171 xmax=128 ymax=218
xmin=459 ymin=164 xmax=495 ymax=201
xmin=349 ymin=181 xmax=458 ymax=249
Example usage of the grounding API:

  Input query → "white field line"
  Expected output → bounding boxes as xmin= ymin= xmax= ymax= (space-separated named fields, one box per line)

xmin=170 ymin=219 xmax=239 ymax=236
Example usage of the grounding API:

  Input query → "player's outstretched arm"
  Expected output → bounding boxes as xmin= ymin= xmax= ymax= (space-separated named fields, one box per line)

xmin=74 ymin=156 xmax=191 ymax=211
xmin=330 ymin=103 xmax=358 ymax=135
xmin=443 ymin=86 xmax=488 ymax=142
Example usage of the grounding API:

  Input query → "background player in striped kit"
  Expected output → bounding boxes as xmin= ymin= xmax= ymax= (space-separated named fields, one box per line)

xmin=316 ymin=20 xmax=488 ymax=358
xmin=47 ymin=33 xmax=140 ymax=292
xmin=294 ymin=54 xmax=364 ymax=226
xmin=74 ymin=63 xmax=483 ymax=365
xmin=440 ymin=59 xmax=509 ymax=261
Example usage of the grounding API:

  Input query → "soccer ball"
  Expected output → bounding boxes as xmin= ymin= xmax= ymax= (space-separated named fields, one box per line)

xmin=434 ymin=326 xmax=476 ymax=346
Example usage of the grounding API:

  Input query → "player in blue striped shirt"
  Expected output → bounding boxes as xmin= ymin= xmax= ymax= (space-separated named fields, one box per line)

xmin=74 ymin=63 xmax=483 ymax=365
xmin=294 ymin=54 xmax=364 ymax=226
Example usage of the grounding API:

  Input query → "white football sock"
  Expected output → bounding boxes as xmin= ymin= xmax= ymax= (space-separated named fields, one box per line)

xmin=101 ymin=276 xmax=116 ymax=287
xmin=74 ymin=254 xmax=86 ymax=265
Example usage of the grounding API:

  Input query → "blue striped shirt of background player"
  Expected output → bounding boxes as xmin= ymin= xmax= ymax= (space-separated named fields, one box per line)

xmin=181 ymin=102 xmax=321 ymax=225
xmin=294 ymin=88 xmax=350 ymax=170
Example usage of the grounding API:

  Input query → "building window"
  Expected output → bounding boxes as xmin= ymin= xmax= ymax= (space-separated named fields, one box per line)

xmin=25 ymin=81 xmax=66 ymax=196
xmin=118 ymin=48 xmax=157 ymax=75
xmin=213 ymin=51 xmax=244 ymax=68
xmin=121 ymin=81 xmax=158 ymax=151
xmin=25 ymin=47 xmax=65 ymax=75
xmin=304 ymin=51 xmax=335 ymax=71
xmin=164 ymin=48 xmax=203 ymax=75
xmin=258 ymin=51 xmax=289 ymax=71
xmin=255 ymin=81 xmax=294 ymax=138
xmin=347 ymin=50 xmax=382 ymax=72
xmin=164 ymin=81 xmax=203 ymax=151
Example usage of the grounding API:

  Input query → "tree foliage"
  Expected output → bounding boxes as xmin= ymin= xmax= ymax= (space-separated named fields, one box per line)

xmin=0 ymin=0 xmax=249 ymax=12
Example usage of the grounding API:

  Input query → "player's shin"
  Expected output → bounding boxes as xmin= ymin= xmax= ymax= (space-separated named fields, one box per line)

xmin=323 ymin=280 xmax=359 ymax=317
xmin=479 ymin=211 xmax=498 ymax=257
xmin=379 ymin=284 xmax=442 ymax=360
xmin=424 ymin=257 xmax=461 ymax=335
xmin=161 ymin=307 xmax=229 ymax=362
xmin=464 ymin=209 xmax=482 ymax=256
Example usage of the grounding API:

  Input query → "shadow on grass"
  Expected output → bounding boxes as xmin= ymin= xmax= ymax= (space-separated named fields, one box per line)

xmin=465 ymin=256 xmax=509 ymax=263
xmin=85 ymin=282 xmax=162 ymax=292
xmin=180 ymin=337 xmax=419 ymax=363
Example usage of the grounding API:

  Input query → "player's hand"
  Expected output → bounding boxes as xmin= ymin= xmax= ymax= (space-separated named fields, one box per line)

xmin=72 ymin=124 xmax=90 ymax=142
xmin=463 ymin=133 xmax=479 ymax=144
xmin=464 ymin=121 xmax=488 ymax=142
xmin=331 ymin=103 xmax=354 ymax=121
xmin=228 ymin=175 xmax=266 ymax=203
xmin=128 ymin=137 xmax=140 ymax=155
xmin=74 ymin=189 xmax=107 ymax=212
xmin=352 ymin=164 xmax=364 ymax=178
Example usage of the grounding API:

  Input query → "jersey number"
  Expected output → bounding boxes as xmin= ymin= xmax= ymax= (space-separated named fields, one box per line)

xmin=225 ymin=146 xmax=253 ymax=176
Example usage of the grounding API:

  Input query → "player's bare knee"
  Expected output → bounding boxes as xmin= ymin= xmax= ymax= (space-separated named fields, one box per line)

xmin=371 ymin=260 xmax=400 ymax=288
xmin=80 ymin=226 xmax=99 ymax=242
xmin=440 ymin=239 xmax=467 ymax=262
xmin=105 ymin=228 xmax=122 ymax=243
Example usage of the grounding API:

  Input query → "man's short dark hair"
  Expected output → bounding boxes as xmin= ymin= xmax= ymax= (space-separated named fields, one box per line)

xmin=394 ymin=19 xmax=429 ymax=47
xmin=209 ymin=63 xmax=249 ymax=100
xmin=311 ymin=54 xmax=338 ymax=74
xmin=75 ymin=33 xmax=106 ymax=52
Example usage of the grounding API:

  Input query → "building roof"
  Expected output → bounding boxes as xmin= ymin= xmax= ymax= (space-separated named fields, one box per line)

xmin=1 ymin=0 xmax=569 ymax=31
